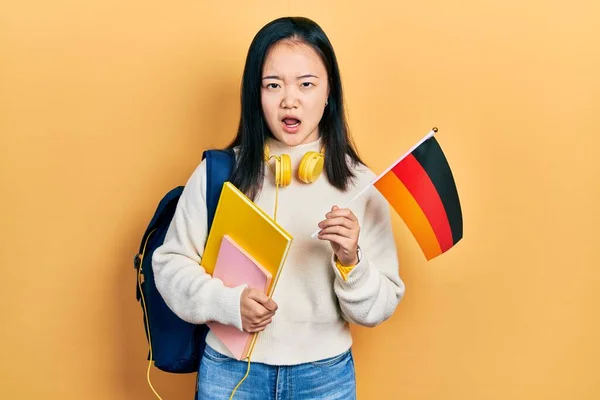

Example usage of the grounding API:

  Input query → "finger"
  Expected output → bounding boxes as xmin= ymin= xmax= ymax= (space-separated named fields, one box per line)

xmin=318 ymin=225 xmax=356 ymax=240
xmin=246 ymin=324 xmax=263 ymax=333
xmin=247 ymin=290 xmax=275 ymax=309
xmin=254 ymin=317 xmax=273 ymax=329
xmin=254 ymin=311 xmax=275 ymax=325
xmin=317 ymin=232 xmax=352 ymax=249
xmin=251 ymin=306 xmax=276 ymax=321
xmin=254 ymin=295 xmax=277 ymax=312
xmin=250 ymin=305 xmax=275 ymax=320
xmin=326 ymin=208 xmax=357 ymax=222
xmin=248 ymin=316 xmax=274 ymax=332
xmin=264 ymin=298 xmax=278 ymax=312
xmin=249 ymin=323 xmax=269 ymax=333
xmin=247 ymin=289 xmax=270 ymax=305
xmin=319 ymin=216 xmax=356 ymax=231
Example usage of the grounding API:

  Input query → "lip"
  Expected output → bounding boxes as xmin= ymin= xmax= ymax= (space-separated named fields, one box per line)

xmin=281 ymin=120 xmax=301 ymax=134
xmin=281 ymin=115 xmax=301 ymax=134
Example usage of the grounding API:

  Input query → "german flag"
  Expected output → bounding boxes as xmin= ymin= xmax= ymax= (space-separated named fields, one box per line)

xmin=373 ymin=129 xmax=463 ymax=260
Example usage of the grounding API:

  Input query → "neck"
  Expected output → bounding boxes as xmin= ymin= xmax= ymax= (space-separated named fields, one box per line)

xmin=266 ymin=136 xmax=322 ymax=155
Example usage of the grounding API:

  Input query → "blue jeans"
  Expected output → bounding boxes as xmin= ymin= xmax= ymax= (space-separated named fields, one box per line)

xmin=197 ymin=345 xmax=356 ymax=400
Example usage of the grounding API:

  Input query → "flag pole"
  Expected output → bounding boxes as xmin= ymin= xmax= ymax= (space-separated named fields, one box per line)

xmin=310 ymin=127 xmax=438 ymax=238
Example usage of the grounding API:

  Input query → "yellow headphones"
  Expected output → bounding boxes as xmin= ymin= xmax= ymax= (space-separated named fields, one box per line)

xmin=264 ymin=144 xmax=325 ymax=187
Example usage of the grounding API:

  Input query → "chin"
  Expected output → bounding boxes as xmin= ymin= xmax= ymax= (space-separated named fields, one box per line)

xmin=271 ymin=132 xmax=302 ymax=147
xmin=278 ymin=131 xmax=319 ymax=147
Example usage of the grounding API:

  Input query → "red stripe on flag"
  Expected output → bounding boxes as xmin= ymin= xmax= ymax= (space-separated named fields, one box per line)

xmin=374 ymin=172 xmax=442 ymax=260
xmin=392 ymin=154 xmax=454 ymax=252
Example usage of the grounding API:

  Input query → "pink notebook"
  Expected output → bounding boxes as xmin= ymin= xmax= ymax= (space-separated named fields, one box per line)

xmin=206 ymin=234 xmax=272 ymax=360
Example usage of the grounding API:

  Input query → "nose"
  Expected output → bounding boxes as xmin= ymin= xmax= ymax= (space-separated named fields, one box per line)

xmin=281 ymin=87 xmax=299 ymax=109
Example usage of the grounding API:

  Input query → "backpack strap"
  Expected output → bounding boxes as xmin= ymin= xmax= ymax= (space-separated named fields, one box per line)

xmin=202 ymin=148 xmax=235 ymax=232
xmin=135 ymin=186 xmax=184 ymax=263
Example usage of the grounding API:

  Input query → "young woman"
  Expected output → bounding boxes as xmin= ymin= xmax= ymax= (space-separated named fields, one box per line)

xmin=153 ymin=16 xmax=405 ymax=400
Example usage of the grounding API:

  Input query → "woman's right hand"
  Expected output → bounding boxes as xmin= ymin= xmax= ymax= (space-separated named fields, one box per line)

xmin=240 ymin=287 xmax=278 ymax=333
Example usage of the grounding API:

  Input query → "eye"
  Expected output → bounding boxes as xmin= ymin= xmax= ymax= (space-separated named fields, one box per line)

xmin=301 ymin=82 xmax=314 ymax=88
xmin=266 ymin=83 xmax=280 ymax=89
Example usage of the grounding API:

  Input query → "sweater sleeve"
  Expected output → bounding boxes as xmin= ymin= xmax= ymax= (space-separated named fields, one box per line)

xmin=331 ymin=185 xmax=405 ymax=327
xmin=151 ymin=160 xmax=246 ymax=330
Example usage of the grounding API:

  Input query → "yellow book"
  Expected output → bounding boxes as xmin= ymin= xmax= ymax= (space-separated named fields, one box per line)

xmin=200 ymin=182 xmax=293 ymax=298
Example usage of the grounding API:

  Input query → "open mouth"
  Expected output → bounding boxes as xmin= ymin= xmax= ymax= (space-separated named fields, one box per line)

xmin=282 ymin=118 xmax=301 ymax=128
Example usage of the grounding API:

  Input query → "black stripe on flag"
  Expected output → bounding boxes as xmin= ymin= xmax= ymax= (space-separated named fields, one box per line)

xmin=412 ymin=137 xmax=463 ymax=244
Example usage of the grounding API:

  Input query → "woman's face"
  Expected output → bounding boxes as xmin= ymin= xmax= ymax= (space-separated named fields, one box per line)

xmin=261 ymin=40 xmax=329 ymax=147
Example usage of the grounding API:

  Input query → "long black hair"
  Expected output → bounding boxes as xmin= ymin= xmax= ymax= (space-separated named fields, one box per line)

xmin=227 ymin=16 xmax=364 ymax=200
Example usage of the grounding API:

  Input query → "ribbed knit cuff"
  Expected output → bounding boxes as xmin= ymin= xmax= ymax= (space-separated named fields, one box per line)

xmin=330 ymin=254 xmax=369 ymax=288
xmin=209 ymin=283 xmax=247 ymax=331
xmin=335 ymin=259 xmax=355 ymax=281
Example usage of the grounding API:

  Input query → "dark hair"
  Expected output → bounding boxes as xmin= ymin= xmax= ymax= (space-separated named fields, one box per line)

xmin=227 ymin=16 xmax=364 ymax=200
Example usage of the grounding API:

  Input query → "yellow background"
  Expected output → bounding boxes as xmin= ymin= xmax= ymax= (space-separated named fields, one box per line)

xmin=2 ymin=0 xmax=599 ymax=399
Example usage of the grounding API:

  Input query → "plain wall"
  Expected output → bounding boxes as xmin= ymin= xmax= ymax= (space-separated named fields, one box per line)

xmin=1 ymin=0 xmax=599 ymax=399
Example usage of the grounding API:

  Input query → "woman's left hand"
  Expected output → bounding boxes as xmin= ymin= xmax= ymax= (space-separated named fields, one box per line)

xmin=317 ymin=205 xmax=360 ymax=266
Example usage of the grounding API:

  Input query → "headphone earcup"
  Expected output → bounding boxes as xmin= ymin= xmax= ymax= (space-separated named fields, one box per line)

xmin=298 ymin=151 xmax=325 ymax=184
xmin=275 ymin=154 xmax=292 ymax=187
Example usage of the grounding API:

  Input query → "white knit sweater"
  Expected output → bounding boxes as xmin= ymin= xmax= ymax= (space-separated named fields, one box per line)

xmin=152 ymin=137 xmax=405 ymax=365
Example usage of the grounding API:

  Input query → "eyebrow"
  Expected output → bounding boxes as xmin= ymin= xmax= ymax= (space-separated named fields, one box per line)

xmin=262 ymin=74 xmax=320 ymax=80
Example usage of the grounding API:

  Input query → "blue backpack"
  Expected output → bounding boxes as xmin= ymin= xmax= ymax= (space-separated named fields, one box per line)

xmin=134 ymin=149 xmax=235 ymax=376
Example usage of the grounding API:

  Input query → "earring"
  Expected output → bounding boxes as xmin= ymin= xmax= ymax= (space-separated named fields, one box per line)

xmin=325 ymin=99 xmax=328 ymax=106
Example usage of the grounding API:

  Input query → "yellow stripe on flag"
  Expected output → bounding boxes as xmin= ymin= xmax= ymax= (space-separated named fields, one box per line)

xmin=374 ymin=171 xmax=442 ymax=260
